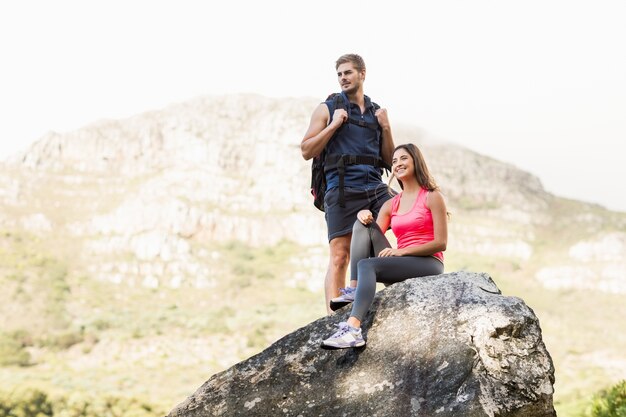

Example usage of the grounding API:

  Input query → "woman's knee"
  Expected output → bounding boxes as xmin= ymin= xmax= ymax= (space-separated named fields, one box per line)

xmin=357 ymin=258 xmax=377 ymax=276
xmin=352 ymin=220 xmax=368 ymax=236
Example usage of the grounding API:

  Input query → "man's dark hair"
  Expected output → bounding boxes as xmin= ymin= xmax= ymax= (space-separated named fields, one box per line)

xmin=335 ymin=54 xmax=366 ymax=72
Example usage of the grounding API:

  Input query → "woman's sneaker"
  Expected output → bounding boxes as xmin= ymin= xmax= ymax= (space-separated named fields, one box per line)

xmin=321 ymin=322 xmax=365 ymax=349
xmin=330 ymin=287 xmax=356 ymax=311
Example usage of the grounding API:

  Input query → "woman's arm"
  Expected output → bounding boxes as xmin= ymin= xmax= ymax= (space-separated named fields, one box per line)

xmin=356 ymin=197 xmax=392 ymax=229
xmin=375 ymin=199 xmax=392 ymax=232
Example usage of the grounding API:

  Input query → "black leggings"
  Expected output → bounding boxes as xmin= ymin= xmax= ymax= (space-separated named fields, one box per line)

xmin=349 ymin=221 xmax=444 ymax=321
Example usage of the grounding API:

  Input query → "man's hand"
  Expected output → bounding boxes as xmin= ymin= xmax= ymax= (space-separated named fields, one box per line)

xmin=374 ymin=108 xmax=390 ymax=130
xmin=331 ymin=108 xmax=348 ymax=128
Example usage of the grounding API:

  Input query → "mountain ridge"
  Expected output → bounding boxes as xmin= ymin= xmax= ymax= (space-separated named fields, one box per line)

xmin=3 ymin=94 xmax=622 ymax=291
xmin=0 ymin=93 xmax=624 ymax=415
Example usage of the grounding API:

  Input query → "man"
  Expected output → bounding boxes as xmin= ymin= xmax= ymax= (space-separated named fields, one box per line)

xmin=301 ymin=53 xmax=395 ymax=314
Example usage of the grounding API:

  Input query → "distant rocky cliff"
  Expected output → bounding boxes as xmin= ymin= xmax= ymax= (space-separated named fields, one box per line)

xmin=1 ymin=94 xmax=624 ymax=415
xmin=1 ymin=94 xmax=624 ymax=293
xmin=168 ymin=272 xmax=556 ymax=417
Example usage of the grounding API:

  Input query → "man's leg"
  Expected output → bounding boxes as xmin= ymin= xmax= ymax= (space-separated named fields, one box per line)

xmin=325 ymin=234 xmax=351 ymax=315
xmin=324 ymin=187 xmax=371 ymax=314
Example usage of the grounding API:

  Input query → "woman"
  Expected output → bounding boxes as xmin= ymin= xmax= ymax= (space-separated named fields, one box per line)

xmin=322 ymin=143 xmax=448 ymax=349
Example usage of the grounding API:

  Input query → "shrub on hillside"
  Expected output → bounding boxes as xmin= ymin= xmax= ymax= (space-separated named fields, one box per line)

xmin=40 ymin=330 xmax=84 ymax=350
xmin=0 ymin=388 xmax=166 ymax=417
xmin=0 ymin=389 xmax=52 ymax=416
xmin=588 ymin=380 xmax=626 ymax=417
xmin=0 ymin=332 xmax=30 ymax=366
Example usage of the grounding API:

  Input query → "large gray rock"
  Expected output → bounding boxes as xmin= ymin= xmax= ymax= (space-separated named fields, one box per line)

xmin=168 ymin=272 xmax=556 ymax=417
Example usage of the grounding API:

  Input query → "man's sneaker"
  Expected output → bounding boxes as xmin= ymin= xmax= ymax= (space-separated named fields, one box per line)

xmin=330 ymin=287 xmax=356 ymax=311
xmin=321 ymin=322 xmax=365 ymax=349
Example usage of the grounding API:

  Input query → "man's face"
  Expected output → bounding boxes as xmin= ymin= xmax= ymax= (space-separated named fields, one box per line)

xmin=337 ymin=62 xmax=365 ymax=95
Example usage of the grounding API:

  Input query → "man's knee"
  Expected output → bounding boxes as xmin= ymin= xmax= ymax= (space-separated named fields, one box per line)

xmin=330 ymin=252 xmax=349 ymax=270
xmin=329 ymin=236 xmax=351 ymax=270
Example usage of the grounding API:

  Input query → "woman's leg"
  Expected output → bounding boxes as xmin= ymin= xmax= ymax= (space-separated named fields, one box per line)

xmin=330 ymin=221 xmax=393 ymax=311
xmin=349 ymin=256 xmax=444 ymax=322
xmin=349 ymin=221 xmax=391 ymax=282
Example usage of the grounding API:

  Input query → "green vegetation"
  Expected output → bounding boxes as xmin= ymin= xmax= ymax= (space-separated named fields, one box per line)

xmin=584 ymin=380 xmax=626 ymax=417
xmin=1 ymin=174 xmax=625 ymax=416
xmin=0 ymin=388 xmax=166 ymax=417
xmin=0 ymin=230 xmax=323 ymax=413
xmin=0 ymin=332 xmax=30 ymax=367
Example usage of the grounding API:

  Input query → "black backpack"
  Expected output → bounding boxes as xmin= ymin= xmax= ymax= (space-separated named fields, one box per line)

xmin=310 ymin=93 xmax=390 ymax=211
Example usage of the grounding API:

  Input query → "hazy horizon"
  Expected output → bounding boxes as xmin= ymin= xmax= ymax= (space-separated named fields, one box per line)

xmin=2 ymin=0 xmax=625 ymax=212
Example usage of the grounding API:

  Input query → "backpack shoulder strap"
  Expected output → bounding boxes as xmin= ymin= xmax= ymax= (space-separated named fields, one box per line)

xmin=326 ymin=93 xmax=347 ymax=114
xmin=370 ymin=101 xmax=381 ymax=124
xmin=369 ymin=101 xmax=391 ymax=171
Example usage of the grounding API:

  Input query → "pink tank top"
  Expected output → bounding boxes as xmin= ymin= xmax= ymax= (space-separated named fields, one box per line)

xmin=390 ymin=188 xmax=444 ymax=262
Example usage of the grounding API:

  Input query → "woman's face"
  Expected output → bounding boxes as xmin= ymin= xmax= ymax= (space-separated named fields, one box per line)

xmin=392 ymin=148 xmax=414 ymax=181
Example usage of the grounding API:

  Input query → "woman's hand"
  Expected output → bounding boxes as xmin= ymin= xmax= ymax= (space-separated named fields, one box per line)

xmin=357 ymin=209 xmax=374 ymax=225
xmin=378 ymin=247 xmax=403 ymax=257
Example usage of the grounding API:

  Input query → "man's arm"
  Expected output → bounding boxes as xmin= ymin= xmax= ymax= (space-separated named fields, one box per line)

xmin=375 ymin=108 xmax=395 ymax=166
xmin=301 ymin=103 xmax=347 ymax=160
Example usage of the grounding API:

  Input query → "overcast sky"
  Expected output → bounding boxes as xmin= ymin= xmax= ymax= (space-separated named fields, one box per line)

xmin=1 ymin=0 xmax=625 ymax=211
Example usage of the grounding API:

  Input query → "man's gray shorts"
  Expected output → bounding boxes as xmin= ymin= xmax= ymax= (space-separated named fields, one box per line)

xmin=324 ymin=184 xmax=394 ymax=242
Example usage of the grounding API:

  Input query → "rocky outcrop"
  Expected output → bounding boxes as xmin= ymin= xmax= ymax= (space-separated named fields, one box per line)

xmin=168 ymin=272 xmax=556 ymax=417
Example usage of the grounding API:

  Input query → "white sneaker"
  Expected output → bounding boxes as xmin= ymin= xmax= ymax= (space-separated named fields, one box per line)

xmin=321 ymin=322 xmax=365 ymax=349
xmin=330 ymin=287 xmax=356 ymax=311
